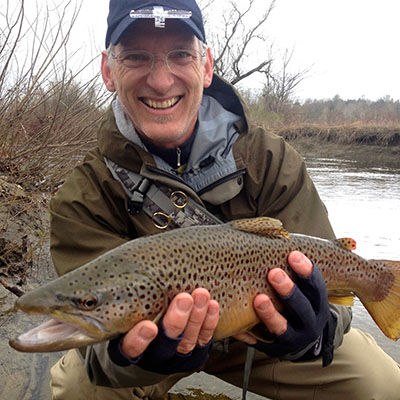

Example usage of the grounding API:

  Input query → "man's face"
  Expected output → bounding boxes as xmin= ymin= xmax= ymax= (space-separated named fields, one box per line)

xmin=102 ymin=20 xmax=213 ymax=149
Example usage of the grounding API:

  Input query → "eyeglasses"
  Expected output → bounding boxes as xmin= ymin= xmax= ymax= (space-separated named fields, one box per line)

xmin=110 ymin=48 xmax=206 ymax=75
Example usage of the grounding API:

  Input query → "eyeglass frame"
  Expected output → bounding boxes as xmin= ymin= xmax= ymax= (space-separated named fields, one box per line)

xmin=109 ymin=48 xmax=207 ymax=74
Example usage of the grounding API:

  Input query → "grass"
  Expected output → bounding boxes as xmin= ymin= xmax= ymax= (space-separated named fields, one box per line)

xmin=0 ymin=0 xmax=109 ymax=290
xmin=274 ymin=123 xmax=400 ymax=147
xmin=0 ymin=0 xmax=109 ymax=194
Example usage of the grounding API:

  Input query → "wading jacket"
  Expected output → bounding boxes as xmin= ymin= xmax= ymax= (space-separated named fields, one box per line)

xmin=49 ymin=74 xmax=352 ymax=388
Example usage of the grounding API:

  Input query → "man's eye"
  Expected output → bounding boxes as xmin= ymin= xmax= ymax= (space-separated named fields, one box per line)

xmin=170 ymin=50 xmax=193 ymax=60
xmin=124 ymin=53 xmax=150 ymax=62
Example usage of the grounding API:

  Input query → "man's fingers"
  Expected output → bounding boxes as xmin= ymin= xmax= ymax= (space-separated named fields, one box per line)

xmin=253 ymin=294 xmax=287 ymax=336
xmin=123 ymin=289 xmax=219 ymax=359
xmin=268 ymin=268 xmax=294 ymax=297
xmin=197 ymin=299 xmax=219 ymax=346
xmin=177 ymin=289 xmax=214 ymax=354
xmin=163 ymin=293 xmax=194 ymax=339
xmin=288 ymin=250 xmax=313 ymax=277
xmin=239 ymin=253 xmax=315 ymax=347
xmin=121 ymin=320 xmax=158 ymax=359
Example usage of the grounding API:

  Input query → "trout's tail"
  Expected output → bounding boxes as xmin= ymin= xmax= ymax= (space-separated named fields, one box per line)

xmin=360 ymin=260 xmax=400 ymax=341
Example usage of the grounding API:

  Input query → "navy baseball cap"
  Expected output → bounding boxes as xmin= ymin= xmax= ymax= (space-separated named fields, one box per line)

xmin=105 ymin=0 xmax=206 ymax=48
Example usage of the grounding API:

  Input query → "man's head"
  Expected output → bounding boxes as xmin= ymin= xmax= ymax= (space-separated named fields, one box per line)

xmin=101 ymin=0 xmax=213 ymax=149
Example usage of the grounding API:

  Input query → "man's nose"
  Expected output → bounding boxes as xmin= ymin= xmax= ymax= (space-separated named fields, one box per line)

xmin=145 ymin=57 xmax=175 ymax=92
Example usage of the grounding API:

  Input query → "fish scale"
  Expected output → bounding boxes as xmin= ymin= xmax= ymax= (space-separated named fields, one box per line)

xmin=9 ymin=217 xmax=400 ymax=352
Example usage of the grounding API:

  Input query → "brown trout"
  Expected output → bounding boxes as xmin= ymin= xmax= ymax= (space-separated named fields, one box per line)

xmin=9 ymin=217 xmax=400 ymax=352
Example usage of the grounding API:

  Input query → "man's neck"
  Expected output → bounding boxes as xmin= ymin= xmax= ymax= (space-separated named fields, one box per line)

xmin=139 ymin=128 xmax=197 ymax=171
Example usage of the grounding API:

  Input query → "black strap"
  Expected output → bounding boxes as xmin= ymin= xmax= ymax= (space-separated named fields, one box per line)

xmin=105 ymin=158 xmax=222 ymax=228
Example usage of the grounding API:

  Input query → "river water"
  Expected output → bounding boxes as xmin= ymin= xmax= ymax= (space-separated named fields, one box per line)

xmin=305 ymin=156 xmax=400 ymax=362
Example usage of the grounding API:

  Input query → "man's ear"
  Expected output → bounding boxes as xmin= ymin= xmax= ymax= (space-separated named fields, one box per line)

xmin=101 ymin=51 xmax=116 ymax=92
xmin=203 ymin=47 xmax=214 ymax=89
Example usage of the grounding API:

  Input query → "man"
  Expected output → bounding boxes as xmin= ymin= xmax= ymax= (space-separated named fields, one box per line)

xmin=49 ymin=1 xmax=400 ymax=399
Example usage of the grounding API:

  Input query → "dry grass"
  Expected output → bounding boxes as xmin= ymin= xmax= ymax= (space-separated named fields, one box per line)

xmin=0 ymin=1 xmax=111 ymax=289
xmin=0 ymin=0 xmax=110 ymax=194
xmin=274 ymin=123 xmax=400 ymax=147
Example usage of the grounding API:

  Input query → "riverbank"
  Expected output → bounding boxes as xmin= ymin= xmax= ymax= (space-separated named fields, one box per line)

xmin=275 ymin=124 xmax=400 ymax=169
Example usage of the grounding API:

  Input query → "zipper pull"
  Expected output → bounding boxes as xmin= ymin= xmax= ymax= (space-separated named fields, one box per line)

xmin=176 ymin=147 xmax=181 ymax=168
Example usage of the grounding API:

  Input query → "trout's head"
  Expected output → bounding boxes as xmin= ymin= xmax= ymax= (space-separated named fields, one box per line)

xmin=9 ymin=258 xmax=163 ymax=352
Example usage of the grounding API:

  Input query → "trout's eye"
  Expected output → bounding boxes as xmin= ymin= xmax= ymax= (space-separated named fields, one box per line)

xmin=75 ymin=294 xmax=99 ymax=311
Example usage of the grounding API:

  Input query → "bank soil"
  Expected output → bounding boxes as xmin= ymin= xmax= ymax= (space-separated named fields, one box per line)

xmin=0 ymin=176 xmax=62 ymax=399
xmin=276 ymin=125 xmax=400 ymax=168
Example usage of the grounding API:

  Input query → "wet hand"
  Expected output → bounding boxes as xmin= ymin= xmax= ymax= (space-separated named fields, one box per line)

xmin=113 ymin=288 xmax=219 ymax=373
xmin=235 ymin=251 xmax=336 ymax=366
xmin=257 ymin=250 xmax=314 ymax=336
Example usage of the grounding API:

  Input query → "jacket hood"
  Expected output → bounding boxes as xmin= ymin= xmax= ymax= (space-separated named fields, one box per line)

xmin=204 ymin=74 xmax=249 ymax=130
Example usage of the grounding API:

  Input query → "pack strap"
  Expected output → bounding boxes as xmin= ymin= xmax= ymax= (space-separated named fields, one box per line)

xmin=105 ymin=158 xmax=222 ymax=229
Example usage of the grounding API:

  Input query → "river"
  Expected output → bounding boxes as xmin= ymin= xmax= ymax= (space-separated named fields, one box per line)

xmin=306 ymin=156 xmax=400 ymax=362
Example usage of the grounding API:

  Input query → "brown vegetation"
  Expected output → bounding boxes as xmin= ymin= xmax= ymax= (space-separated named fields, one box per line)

xmin=0 ymin=1 xmax=108 ymax=297
xmin=276 ymin=124 xmax=400 ymax=147
xmin=244 ymin=93 xmax=400 ymax=163
xmin=0 ymin=1 xmax=109 ymax=194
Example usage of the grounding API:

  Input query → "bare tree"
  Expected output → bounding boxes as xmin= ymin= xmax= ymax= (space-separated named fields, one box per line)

xmin=200 ymin=0 xmax=275 ymax=85
xmin=262 ymin=49 xmax=309 ymax=113
xmin=198 ymin=0 xmax=308 ymax=104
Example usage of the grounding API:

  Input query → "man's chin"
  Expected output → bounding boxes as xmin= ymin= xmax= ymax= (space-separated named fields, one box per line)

xmin=138 ymin=128 xmax=187 ymax=148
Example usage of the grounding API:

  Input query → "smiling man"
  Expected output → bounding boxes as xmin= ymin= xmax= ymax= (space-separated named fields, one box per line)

xmin=102 ymin=19 xmax=213 ymax=148
xmin=48 ymin=1 xmax=400 ymax=399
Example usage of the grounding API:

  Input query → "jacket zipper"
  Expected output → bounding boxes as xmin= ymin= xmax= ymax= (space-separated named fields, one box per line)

xmin=176 ymin=147 xmax=181 ymax=168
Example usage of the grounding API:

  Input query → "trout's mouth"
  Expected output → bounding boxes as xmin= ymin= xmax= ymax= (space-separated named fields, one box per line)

xmin=9 ymin=314 xmax=107 ymax=353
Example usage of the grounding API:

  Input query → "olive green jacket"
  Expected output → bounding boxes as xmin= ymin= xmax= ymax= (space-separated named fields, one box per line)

xmin=49 ymin=74 xmax=351 ymax=388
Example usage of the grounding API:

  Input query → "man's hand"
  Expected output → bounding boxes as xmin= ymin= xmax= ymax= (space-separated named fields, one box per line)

xmin=108 ymin=288 xmax=219 ymax=373
xmin=235 ymin=250 xmax=337 ymax=366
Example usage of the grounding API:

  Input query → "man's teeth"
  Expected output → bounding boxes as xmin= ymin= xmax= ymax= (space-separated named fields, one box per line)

xmin=143 ymin=97 xmax=180 ymax=109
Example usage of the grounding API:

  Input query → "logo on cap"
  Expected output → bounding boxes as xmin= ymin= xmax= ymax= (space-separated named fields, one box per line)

xmin=130 ymin=6 xmax=192 ymax=28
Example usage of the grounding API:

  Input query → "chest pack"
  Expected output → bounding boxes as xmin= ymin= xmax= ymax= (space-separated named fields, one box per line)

xmin=105 ymin=158 xmax=223 ymax=230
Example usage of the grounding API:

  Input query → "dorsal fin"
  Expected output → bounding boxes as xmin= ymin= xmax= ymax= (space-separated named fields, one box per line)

xmin=231 ymin=217 xmax=290 ymax=238
xmin=335 ymin=238 xmax=357 ymax=251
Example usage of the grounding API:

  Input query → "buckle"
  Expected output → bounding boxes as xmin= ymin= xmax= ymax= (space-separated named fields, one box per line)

xmin=127 ymin=199 xmax=143 ymax=215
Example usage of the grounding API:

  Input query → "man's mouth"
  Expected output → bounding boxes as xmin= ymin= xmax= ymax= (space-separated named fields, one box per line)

xmin=141 ymin=97 xmax=181 ymax=110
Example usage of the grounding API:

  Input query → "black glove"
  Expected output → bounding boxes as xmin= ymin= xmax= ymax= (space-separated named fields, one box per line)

xmin=108 ymin=319 xmax=213 ymax=374
xmin=251 ymin=262 xmax=337 ymax=367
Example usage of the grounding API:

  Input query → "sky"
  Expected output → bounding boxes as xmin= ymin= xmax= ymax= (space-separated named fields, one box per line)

xmin=19 ymin=0 xmax=400 ymax=101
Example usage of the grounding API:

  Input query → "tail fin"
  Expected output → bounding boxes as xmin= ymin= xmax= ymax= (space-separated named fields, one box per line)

xmin=360 ymin=260 xmax=400 ymax=341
